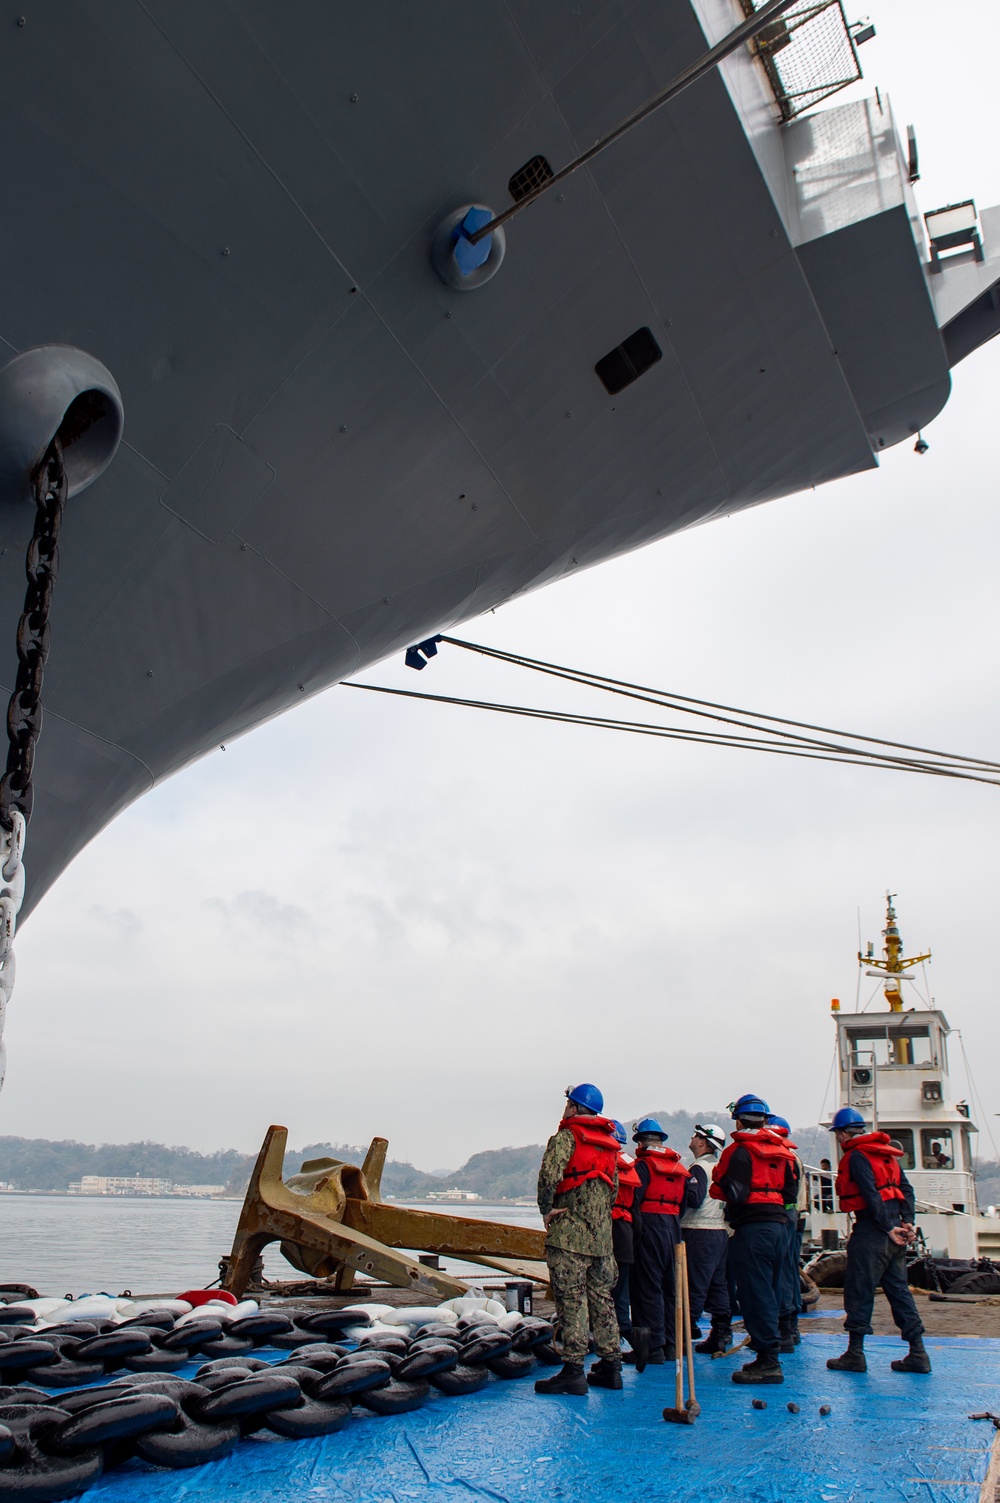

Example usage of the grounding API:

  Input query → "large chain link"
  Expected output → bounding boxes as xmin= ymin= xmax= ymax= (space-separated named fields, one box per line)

xmin=1 ymin=438 xmax=66 ymax=831
xmin=0 ymin=809 xmax=26 ymax=1090
xmin=0 ymin=438 xmax=66 ymax=1089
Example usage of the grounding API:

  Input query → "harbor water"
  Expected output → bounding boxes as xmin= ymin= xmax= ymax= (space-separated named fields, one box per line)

xmin=0 ymin=1195 xmax=543 ymax=1295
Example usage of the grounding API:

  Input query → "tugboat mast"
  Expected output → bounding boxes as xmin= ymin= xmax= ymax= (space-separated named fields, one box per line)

xmin=860 ymin=896 xmax=931 ymax=1061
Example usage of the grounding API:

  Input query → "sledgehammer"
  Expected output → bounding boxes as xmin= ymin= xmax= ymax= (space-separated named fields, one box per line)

xmin=663 ymin=1242 xmax=700 ymax=1424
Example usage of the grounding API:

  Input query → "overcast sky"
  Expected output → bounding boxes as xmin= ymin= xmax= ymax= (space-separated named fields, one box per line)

xmin=5 ymin=0 xmax=1000 ymax=1172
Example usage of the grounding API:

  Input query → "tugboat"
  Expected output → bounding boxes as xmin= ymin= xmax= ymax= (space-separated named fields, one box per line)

xmin=806 ymin=895 xmax=1000 ymax=1264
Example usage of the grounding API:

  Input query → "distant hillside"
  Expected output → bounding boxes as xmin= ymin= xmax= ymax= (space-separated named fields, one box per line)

xmin=0 ymin=1136 xmax=446 ymax=1199
xmin=0 ymin=1137 xmax=252 ymax=1194
xmin=5 ymin=1133 xmax=998 ymax=1206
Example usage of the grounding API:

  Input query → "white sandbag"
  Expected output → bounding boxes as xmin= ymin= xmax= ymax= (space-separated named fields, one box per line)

xmin=496 ymin=1311 xmax=524 ymax=1332
xmin=341 ymin=1320 xmax=401 ymax=1340
xmin=16 ymin=1298 xmax=70 ymax=1320
xmin=175 ymin=1305 xmax=225 ymax=1328
xmin=116 ymin=1299 xmax=193 ymax=1319
xmin=340 ymin=1303 xmax=395 ymax=1322
xmin=484 ymin=1299 xmax=507 ymax=1317
xmin=225 ymin=1299 xmax=259 ymax=1321
xmin=379 ymin=1306 xmax=446 ymax=1329
xmin=46 ymin=1296 xmax=120 ymax=1323
xmin=438 ymin=1295 xmax=490 ymax=1317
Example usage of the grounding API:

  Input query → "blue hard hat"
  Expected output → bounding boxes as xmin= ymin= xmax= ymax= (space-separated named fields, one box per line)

xmin=633 ymin=1117 xmax=667 ymax=1141
xmin=611 ymin=1120 xmax=627 ymax=1146
xmin=730 ymin=1094 xmax=770 ymax=1119
xmin=565 ymin=1082 xmax=604 ymax=1114
xmin=832 ymin=1106 xmax=866 ymax=1131
xmin=767 ymin=1115 xmax=790 ymax=1131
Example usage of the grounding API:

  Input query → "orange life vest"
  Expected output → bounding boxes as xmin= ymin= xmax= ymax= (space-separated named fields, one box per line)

xmin=836 ymin=1132 xmax=906 ymax=1213
xmin=635 ymin=1146 xmax=688 ymax=1214
xmin=612 ymin=1152 xmax=642 ymax=1221
xmin=710 ymin=1130 xmax=794 ymax=1205
xmin=554 ymin=1115 xmax=620 ymax=1195
xmin=769 ymin=1125 xmax=803 ymax=1206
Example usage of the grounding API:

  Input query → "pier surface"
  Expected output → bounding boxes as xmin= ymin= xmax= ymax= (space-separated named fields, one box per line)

xmin=76 ymin=1329 xmax=1000 ymax=1503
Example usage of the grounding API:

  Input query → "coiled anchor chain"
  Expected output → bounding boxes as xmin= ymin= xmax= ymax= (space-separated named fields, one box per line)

xmin=0 ymin=439 xmax=67 ymax=1090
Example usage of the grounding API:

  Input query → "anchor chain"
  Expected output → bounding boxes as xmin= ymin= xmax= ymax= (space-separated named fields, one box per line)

xmin=0 ymin=437 xmax=67 ymax=1089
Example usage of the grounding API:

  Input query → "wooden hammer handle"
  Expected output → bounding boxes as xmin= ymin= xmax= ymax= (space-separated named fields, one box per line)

xmin=674 ymin=1239 xmax=684 ymax=1411
xmin=680 ymin=1240 xmax=696 ymax=1405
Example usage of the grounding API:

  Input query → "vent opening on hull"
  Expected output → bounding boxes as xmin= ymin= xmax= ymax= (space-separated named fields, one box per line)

xmin=595 ymin=327 xmax=662 ymax=394
xmin=507 ymin=155 xmax=554 ymax=202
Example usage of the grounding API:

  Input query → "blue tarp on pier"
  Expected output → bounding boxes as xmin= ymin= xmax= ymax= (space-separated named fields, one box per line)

xmin=85 ymin=1334 xmax=1000 ymax=1503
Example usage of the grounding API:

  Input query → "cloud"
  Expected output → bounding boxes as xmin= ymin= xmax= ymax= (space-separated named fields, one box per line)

xmin=87 ymin=905 xmax=143 ymax=938
xmin=204 ymin=890 xmax=313 ymax=941
xmin=4 ymin=1 xmax=1000 ymax=1167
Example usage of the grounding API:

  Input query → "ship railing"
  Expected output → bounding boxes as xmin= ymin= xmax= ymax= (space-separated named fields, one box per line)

xmin=803 ymin=1164 xmax=975 ymax=1218
xmin=910 ymin=1196 xmax=973 ymax=1218
xmin=804 ymin=1163 xmax=836 ymax=1215
xmin=737 ymin=0 xmax=863 ymax=120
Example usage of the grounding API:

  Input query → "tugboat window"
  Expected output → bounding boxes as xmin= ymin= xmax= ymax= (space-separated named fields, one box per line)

xmin=920 ymin=1127 xmax=953 ymax=1170
xmin=891 ymin=1029 xmax=932 ymax=1066
xmin=887 ymin=1128 xmax=915 ymax=1171
xmin=848 ymin=1032 xmax=890 ymax=1067
xmin=846 ymin=1026 xmax=932 ymax=1068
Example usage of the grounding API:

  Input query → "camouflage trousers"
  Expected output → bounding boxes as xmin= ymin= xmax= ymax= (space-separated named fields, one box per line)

xmin=546 ymin=1246 xmax=621 ymax=1364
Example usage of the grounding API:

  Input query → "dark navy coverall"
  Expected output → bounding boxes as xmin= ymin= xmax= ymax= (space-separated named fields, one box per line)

xmin=778 ymin=1157 xmax=804 ymax=1322
xmin=629 ymin=1159 xmax=681 ymax=1355
xmin=843 ymin=1151 xmax=924 ymax=1341
xmin=717 ymin=1144 xmax=798 ymax=1362
xmin=611 ymin=1214 xmax=633 ymax=1340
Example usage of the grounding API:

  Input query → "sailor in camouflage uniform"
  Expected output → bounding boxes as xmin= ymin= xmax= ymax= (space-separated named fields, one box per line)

xmin=535 ymin=1082 xmax=622 ymax=1395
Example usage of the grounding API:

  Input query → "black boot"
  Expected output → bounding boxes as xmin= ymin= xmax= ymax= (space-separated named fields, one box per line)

xmin=790 ymin=1315 xmax=801 ymax=1346
xmin=827 ymin=1333 xmax=866 ymax=1372
xmin=647 ymin=1346 xmax=668 ymax=1365
xmin=694 ymin=1324 xmax=732 ymax=1355
xmin=587 ymin=1358 xmax=623 ymax=1390
xmin=622 ymin=1326 xmax=650 ymax=1373
xmin=535 ymin=1362 xmax=588 ymax=1396
xmin=778 ymin=1315 xmax=796 ymax=1354
xmin=891 ymin=1336 xmax=931 ymax=1374
xmin=731 ymin=1355 xmax=783 ymax=1385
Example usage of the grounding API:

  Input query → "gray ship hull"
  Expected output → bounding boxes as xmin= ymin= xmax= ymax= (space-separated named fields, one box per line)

xmin=1 ymin=1 xmax=994 ymax=913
